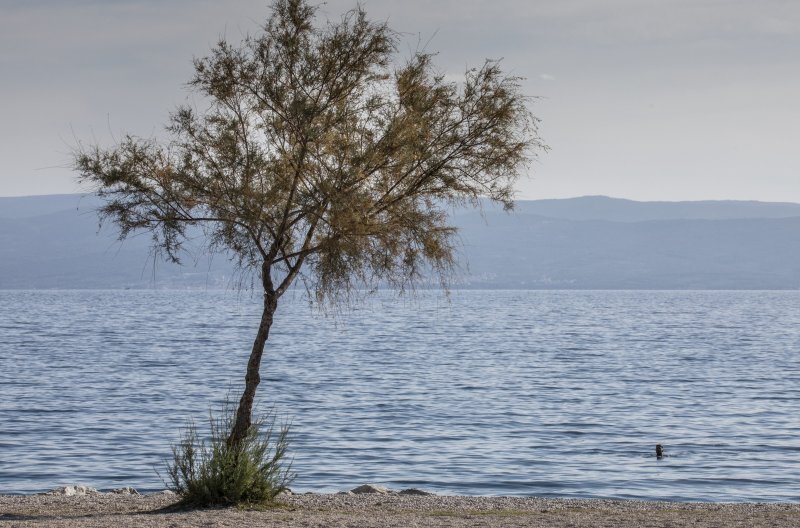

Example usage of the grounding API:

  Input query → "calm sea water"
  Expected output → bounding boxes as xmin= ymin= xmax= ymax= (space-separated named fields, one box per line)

xmin=1 ymin=290 xmax=798 ymax=501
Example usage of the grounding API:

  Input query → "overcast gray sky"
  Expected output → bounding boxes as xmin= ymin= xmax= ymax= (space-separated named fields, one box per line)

xmin=2 ymin=0 xmax=798 ymax=201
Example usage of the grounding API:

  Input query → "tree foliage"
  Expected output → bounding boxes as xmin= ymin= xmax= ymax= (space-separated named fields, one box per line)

xmin=165 ymin=403 xmax=293 ymax=506
xmin=75 ymin=0 xmax=545 ymax=446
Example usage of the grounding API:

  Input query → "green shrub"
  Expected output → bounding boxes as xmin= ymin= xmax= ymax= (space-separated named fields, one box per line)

xmin=164 ymin=402 xmax=294 ymax=506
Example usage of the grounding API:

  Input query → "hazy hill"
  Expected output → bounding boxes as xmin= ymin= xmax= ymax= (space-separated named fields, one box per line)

xmin=453 ymin=210 xmax=800 ymax=289
xmin=0 ymin=193 xmax=102 ymax=219
xmin=0 ymin=194 xmax=228 ymax=289
xmin=510 ymin=195 xmax=800 ymax=222
xmin=1 ymin=194 xmax=799 ymax=289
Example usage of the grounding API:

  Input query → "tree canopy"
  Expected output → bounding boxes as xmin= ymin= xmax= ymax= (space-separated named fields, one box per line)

xmin=75 ymin=0 xmax=546 ymax=445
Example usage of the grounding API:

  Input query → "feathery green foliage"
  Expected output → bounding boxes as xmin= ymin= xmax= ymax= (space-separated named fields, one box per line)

xmin=166 ymin=404 xmax=293 ymax=506
xmin=75 ymin=0 xmax=545 ymax=451
xmin=74 ymin=0 xmax=543 ymax=302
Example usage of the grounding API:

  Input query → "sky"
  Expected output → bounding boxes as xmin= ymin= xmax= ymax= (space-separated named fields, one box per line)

xmin=1 ymin=0 xmax=799 ymax=202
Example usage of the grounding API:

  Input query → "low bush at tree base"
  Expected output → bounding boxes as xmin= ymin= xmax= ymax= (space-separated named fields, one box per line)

xmin=165 ymin=403 xmax=293 ymax=506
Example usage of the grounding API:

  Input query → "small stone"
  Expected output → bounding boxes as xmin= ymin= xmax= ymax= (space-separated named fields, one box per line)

xmin=337 ymin=491 xmax=354 ymax=495
xmin=158 ymin=490 xmax=176 ymax=495
xmin=110 ymin=487 xmax=140 ymax=495
xmin=42 ymin=486 xmax=99 ymax=496
xmin=399 ymin=488 xmax=434 ymax=496
xmin=75 ymin=486 xmax=99 ymax=496
xmin=350 ymin=484 xmax=390 ymax=494
xmin=41 ymin=486 xmax=70 ymax=496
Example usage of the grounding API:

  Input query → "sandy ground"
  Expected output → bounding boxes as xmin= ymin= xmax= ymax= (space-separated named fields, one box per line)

xmin=2 ymin=492 xmax=800 ymax=528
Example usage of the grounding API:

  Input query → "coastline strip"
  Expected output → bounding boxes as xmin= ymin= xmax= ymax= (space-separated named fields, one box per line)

xmin=2 ymin=493 xmax=800 ymax=527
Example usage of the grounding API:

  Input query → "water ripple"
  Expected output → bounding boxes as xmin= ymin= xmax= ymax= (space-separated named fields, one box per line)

xmin=0 ymin=290 xmax=799 ymax=501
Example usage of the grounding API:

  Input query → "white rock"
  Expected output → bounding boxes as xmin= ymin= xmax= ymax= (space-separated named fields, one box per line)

xmin=350 ymin=484 xmax=390 ymax=494
xmin=43 ymin=485 xmax=99 ymax=496
xmin=110 ymin=487 xmax=140 ymax=495
xmin=74 ymin=485 xmax=99 ymax=496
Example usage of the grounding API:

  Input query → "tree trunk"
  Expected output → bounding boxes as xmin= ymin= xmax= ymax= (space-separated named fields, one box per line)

xmin=227 ymin=285 xmax=279 ymax=447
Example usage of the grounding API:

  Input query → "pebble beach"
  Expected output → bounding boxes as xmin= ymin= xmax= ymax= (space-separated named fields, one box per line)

xmin=2 ymin=488 xmax=799 ymax=528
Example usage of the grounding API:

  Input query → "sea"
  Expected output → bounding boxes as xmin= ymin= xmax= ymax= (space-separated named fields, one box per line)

xmin=1 ymin=289 xmax=798 ymax=501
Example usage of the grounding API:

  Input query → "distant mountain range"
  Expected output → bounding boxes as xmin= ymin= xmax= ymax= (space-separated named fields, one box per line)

xmin=1 ymin=193 xmax=799 ymax=289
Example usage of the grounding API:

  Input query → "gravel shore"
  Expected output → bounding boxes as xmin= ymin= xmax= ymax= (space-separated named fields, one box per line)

xmin=2 ymin=491 xmax=799 ymax=528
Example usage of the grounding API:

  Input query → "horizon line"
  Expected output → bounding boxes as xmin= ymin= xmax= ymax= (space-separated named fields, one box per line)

xmin=2 ymin=192 xmax=800 ymax=206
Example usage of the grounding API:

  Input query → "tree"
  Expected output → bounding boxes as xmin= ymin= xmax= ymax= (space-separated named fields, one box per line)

xmin=75 ymin=0 xmax=545 ymax=447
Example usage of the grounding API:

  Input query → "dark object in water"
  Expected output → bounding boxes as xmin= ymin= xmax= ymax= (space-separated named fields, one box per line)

xmin=656 ymin=444 xmax=664 ymax=459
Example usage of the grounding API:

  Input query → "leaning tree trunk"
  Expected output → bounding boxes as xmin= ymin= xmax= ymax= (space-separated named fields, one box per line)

xmin=227 ymin=281 xmax=279 ymax=447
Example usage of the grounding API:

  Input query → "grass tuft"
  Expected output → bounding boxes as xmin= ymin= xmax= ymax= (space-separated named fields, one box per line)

xmin=164 ymin=401 xmax=294 ymax=507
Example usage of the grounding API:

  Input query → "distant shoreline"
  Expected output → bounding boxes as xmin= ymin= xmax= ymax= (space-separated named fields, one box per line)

xmin=4 ymin=193 xmax=800 ymax=290
xmin=2 ymin=492 xmax=799 ymax=527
